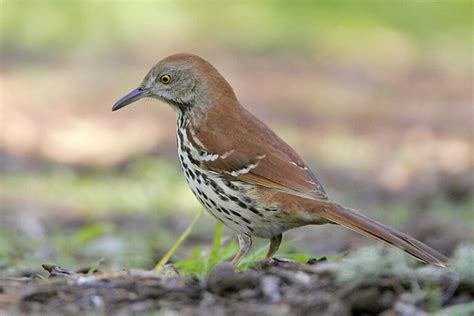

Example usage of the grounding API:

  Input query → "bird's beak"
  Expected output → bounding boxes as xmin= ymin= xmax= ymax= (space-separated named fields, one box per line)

xmin=112 ymin=88 xmax=146 ymax=111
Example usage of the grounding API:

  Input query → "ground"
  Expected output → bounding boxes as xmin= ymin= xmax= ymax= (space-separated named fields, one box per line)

xmin=2 ymin=250 xmax=474 ymax=315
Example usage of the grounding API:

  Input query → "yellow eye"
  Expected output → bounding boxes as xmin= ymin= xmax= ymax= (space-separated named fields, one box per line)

xmin=160 ymin=74 xmax=172 ymax=84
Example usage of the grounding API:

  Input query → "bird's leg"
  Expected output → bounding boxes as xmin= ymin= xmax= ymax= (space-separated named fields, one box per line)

xmin=231 ymin=234 xmax=252 ymax=266
xmin=265 ymin=234 xmax=282 ymax=260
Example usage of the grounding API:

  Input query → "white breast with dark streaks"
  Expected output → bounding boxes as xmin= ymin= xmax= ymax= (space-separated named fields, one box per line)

xmin=175 ymin=118 xmax=299 ymax=239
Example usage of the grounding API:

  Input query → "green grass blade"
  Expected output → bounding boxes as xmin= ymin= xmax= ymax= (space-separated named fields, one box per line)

xmin=207 ymin=220 xmax=224 ymax=272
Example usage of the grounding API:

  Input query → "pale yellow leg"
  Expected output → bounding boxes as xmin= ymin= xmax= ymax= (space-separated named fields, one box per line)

xmin=265 ymin=234 xmax=282 ymax=259
xmin=153 ymin=209 xmax=203 ymax=272
xmin=231 ymin=234 xmax=252 ymax=266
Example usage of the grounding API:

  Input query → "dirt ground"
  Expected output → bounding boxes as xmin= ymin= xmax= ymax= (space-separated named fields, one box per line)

xmin=2 ymin=257 xmax=473 ymax=316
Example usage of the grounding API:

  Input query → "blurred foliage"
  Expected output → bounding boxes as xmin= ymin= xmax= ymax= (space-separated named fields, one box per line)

xmin=453 ymin=244 xmax=474 ymax=283
xmin=1 ymin=0 xmax=471 ymax=59
xmin=337 ymin=244 xmax=474 ymax=313
xmin=0 ymin=217 xmax=166 ymax=274
xmin=338 ymin=243 xmax=474 ymax=287
xmin=337 ymin=246 xmax=416 ymax=283
xmin=437 ymin=303 xmax=474 ymax=316
xmin=1 ymin=157 xmax=199 ymax=215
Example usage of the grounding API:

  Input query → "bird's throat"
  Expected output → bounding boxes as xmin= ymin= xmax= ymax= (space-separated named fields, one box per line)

xmin=167 ymin=99 xmax=192 ymax=114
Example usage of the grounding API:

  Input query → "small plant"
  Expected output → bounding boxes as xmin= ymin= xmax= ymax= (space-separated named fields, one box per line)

xmin=174 ymin=220 xmax=321 ymax=276
xmin=337 ymin=246 xmax=416 ymax=283
xmin=174 ymin=236 xmax=237 ymax=276
xmin=87 ymin=258 xmax=105 ymax=275
xmin=452 ymin=243 xmax=474 ymax=283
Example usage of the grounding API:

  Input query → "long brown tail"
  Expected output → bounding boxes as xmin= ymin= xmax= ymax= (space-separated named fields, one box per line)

xmin=314 ymin=202 xmax=448 ymax=267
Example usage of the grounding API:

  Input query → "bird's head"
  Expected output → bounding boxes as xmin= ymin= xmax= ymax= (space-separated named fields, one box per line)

xmin=112 ymin=53 xmax=236 ymax=115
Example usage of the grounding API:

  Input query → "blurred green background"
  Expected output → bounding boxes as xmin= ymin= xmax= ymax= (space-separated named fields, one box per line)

xmin=0 ymin=1 xmax=472 ymax=275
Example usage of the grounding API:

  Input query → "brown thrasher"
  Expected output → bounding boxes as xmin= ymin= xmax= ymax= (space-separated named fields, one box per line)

xmin=113 ymin=53 xmax=448 ymax=267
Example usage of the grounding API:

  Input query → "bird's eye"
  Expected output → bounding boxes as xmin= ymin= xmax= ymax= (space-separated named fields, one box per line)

xmin=160 ymin=74 xmax=172 ymax=84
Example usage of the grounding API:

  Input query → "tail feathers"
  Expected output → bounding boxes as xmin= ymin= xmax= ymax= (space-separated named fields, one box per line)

xmin=318 ymin=203 xmax=448 ymax=267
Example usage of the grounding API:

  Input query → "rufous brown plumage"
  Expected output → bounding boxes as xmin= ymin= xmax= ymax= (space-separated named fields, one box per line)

xmin=113 ymin=53 xmax=448 ymax=267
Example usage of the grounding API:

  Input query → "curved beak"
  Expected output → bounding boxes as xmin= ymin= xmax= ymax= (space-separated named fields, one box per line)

xmin=112 ymin=88 xmax=146 ymax=111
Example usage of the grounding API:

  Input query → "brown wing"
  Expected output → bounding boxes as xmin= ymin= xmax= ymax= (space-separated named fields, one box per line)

xmin=188 ymin=103 xmax=328 ymax=200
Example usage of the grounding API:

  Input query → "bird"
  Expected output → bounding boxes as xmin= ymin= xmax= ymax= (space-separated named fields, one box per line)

xmin=112 ymin=53 xmax=448 ymax=267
